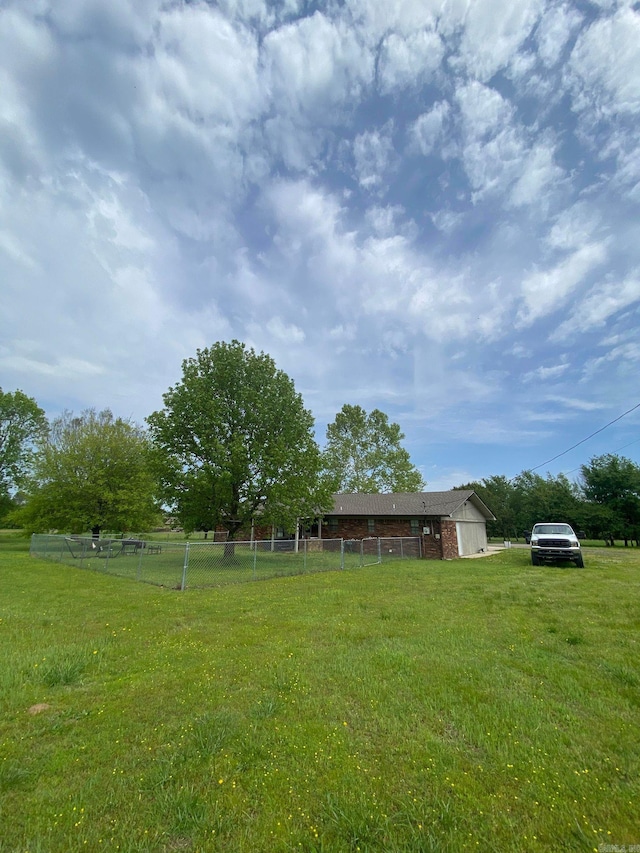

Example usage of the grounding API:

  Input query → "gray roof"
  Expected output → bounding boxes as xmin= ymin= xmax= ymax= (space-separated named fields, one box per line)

xmin=327 ymin=490 xmax=495 ymax=521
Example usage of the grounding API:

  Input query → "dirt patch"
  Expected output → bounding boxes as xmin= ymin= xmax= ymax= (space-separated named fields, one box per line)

xmin=27 ymin=703 xmax=52 ymax=715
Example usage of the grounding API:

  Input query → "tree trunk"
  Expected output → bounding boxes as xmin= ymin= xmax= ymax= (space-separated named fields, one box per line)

xmin=223 ymin=541 xmax=236 ymax=563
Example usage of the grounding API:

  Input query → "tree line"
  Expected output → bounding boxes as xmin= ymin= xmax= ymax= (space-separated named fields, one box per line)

xmin=0 ymin=341 xmax=423 ymax=539
xmin=1 ymin=340 xmax=638 ymax=545
xmin=457 ymin=458 xmax=640 ymax=545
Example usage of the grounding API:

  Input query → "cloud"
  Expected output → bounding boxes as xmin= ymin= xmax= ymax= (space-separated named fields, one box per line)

xmin=457 ymin=0 xmax=545 ymax=81
xmin=545 ymin=202 xmax=603 ymax=251
xmin=454 ymin=81 xmax=564 ymax=206
xmin=567 ymin=7 xmax=640 ymax=118
xmin=552 ymin=273 xmax=640 ymax=339
xmin=2 ymin=0 xmax=640 ymax=485
xmin=517 ymin=242 xmax=610 ymax=326
xmin=508 ymin=139 xmax=564 ymax=208
xmin=261 ymin=11 xmax=374 ymax=120
xmin=265 ymin=316 xmax=306 ymax=344
xmin=377 ymin=28 xmax=444 ymax=93
xmin=535 ymin=4 xmax=583 ymax=68
xmin=456 ymin=82 xmax=514 ymax=141
xmin=410 ymin=102 xmax=450 ymax=156
xmin=353 ymin=123 xmax=396 ymax=190
xmin=522 ymin=362 xmax=570 ymax=383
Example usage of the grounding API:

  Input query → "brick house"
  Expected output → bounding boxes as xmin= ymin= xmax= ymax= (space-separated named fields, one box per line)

xmin=319 ymin=490 xmax=495 ymax=559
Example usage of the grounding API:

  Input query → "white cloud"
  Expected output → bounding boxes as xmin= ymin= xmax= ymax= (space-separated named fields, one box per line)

xmin=343 ymin=0 xmax=442 ymax=44
xmin=2 ymin=0 xmax=640 ymax=484
xmin=522 ymin=362 xmax=570 ymax=383
xmin=365 ymin=205 xmax=412 ymax=237
xmin=508 ymin=139 xmax=564 ymax=208
xmin=457 ymin=0 xmax=545 ymax=81
xmin=265 ymin=316 xmax=306 ymax=344
xmin=535 ymin=4 xmax=583 ymax=68
xmin=546 ymin=203 xmax=603 ymax=251
xmin=456 ymin=82 xmax=514 ymax=141
xmin=261 ymin=12 xmax=374 ymax=119
xmin=353 ymin=123 xmax=396 ymax=190
xmin=0 ymin=354 xmax=106 ymax=379
xmin=517 ymin=242 xmax=610 ymax=326
xmin=463 ymin=127 xmax=526 ymax=201
xmin=377 ymin=28 xmax=444 ymax=93
xmin=47 ymin=0 xmax=159 ymax=46
xmin=552 ymin=273 xmax=640 ymax=339
xmin=455 ymin=82 xmax=564 ymax=205
xmin=151 ymin=6 xmax=263 ymax=129
xmin=582 ymin=340 xmax=640 ymax=383
xmin=567 ymin=7 xmax=640 ymax=117
xmin=410 ymin=101 xmax=450 ymax=156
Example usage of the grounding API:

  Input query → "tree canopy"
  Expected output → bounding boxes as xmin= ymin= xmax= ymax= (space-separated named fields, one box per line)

xmin=0 ymin=388 xmax=47 ymax=495
xmin=322 ymin=404 xmax=424 ymax=494
xmin=18 ymin=409 xmax=159 ymax=536
xmin=457 ymin=455 xmax=640 ymax=544
xmin=580 ymin=454 xmax=640 ymax=545
xmin=147 ymin=340 xmax=330 ymax=539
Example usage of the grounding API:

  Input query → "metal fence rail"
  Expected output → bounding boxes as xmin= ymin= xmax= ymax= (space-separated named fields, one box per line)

xmin=29 ymin=534 xmax=421 ymax=589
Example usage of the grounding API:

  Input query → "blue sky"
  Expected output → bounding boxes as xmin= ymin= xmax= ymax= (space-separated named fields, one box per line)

xmin=1 ymin=0 xmax=639 ymax=490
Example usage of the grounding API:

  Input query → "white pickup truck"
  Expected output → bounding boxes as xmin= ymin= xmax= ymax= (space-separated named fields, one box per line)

xmin=530 ymin=522 xmax=584 ymax=567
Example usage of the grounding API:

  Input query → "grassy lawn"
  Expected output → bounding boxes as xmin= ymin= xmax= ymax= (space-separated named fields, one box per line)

xmin=28 ymin=537 xmax=371 ymax=589
xmin=1 ymin=534 xmax=639 ymax=852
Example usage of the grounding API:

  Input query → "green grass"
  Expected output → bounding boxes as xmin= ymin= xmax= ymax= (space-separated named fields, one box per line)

xmin=29 ymin=536 xmax=382 ymax=589
xmin=1 ymin=537 xmax=639 ymax=852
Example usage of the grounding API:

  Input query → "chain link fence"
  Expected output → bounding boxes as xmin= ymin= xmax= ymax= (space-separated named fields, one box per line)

xmin=30 ymin=534 xmax=422 ymax=589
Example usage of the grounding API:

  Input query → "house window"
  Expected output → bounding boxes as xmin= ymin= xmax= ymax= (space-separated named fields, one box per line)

xmin=367 ymin=518 xmax=375 ymax=534
xmin=410 ymin=519 xmax=420 ymax=535
xmin=328 ymin=518 xmax=338 ymax=533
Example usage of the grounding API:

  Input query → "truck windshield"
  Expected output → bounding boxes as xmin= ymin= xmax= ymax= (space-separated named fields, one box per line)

xmin=533 ymin=524 xmax=573 ymax=535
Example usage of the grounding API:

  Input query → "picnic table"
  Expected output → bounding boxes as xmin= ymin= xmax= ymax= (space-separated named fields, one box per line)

xmin=64 ymin=536 xmax=162 ymax=559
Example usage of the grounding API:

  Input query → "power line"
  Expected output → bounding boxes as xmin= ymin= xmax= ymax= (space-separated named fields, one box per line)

xmin=563 ymin=437 xmax=640 ymax=476
xmin=513 ymin=400 xmax=640 ymax=480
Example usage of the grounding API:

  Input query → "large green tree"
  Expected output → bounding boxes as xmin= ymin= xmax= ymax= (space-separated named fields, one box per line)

xmin=511 ymin=471 xmax=582 ymax=534
xmin=322 ymin=404 xmax=424 ymax=493
xmin=0 ymin=388 xmax=47 ymax=495
xmin=146 ymin=341 xmax=330 ymax=540
xmin=456 ymin=471 xmax=582 ymax=539
xmin=18 ymin=409 xmax=159 ymax=536
xmin=455 ymin=475 xmax=517 ymax=538
xmin=580 ymin=454 xmax=640 ymax=545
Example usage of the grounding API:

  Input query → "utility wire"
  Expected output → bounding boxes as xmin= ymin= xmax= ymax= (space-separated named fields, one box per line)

xmin=513 ymin=400 xmax=640 ymax=480
xmin=563 ymin=437 xmax=640 ymax=476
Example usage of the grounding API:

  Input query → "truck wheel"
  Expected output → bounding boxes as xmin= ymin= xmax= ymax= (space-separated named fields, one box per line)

xmin=531 ymin=552 xmax=539 ymax=566
xmin=575 ymin=553 xmax=584 ymax=568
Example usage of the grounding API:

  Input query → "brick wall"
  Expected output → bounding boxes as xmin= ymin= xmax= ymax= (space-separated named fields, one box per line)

xmin=323 ymin=517 xmax=452 ymax=560
xmin=210 ymin=517 xmax=460 ymax=560
xmin=440 ymin=519 xmax=459 ymax=559
xmin=323 ymin=518 xmax=415 ymax=540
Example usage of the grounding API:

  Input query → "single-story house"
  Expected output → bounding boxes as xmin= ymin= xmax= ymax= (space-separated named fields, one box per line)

xmin=319 ymin=490 xmax=496 ymax=559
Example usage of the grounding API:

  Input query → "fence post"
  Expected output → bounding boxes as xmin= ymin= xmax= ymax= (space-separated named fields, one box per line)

xmin=253 ymin=539 xmax=257 ymax=579
xmin=340 ymin=539 xmax=344 ymax=570
xmin=377 ymin=538 xmax=382 ymax=564
xmin=181 ymin=542 xmax=190 ymax=591
xmin=137 ymin=545 xmax=143 ymax=581
xmin=400 ymin=538 xmax=404 ymax=559
xmin=303 ymin=538 xmax=307 ymax=573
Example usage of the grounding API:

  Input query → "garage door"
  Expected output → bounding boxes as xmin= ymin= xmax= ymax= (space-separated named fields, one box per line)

xmin=455 ymin=522 xmax=487 ymax=557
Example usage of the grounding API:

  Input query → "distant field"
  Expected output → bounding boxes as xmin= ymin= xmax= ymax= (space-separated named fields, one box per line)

xmin=1 ymin=534 xmax=639 ymax=852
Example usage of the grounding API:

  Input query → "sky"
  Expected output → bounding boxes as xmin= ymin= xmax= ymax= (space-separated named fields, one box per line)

xmin=1 ymin=0 xmax=640 ymax=491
